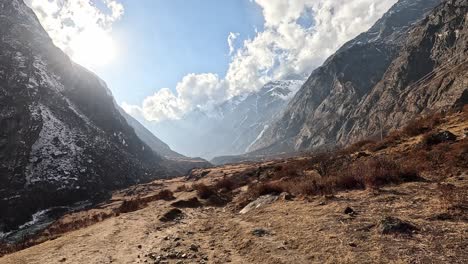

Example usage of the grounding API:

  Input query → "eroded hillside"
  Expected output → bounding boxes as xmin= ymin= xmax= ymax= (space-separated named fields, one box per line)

xmin=1 ymin=109 xmax=466 ymax=264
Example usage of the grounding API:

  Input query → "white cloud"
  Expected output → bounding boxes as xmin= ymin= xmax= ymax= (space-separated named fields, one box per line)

xmin=124 ymin=73 xmax=226 ymax=122
xmin=225 ymin=0 xmax=397 ymax=97
xmin=25 ymin=0 xmax=124 ymax=69
xmin=227 ymin=32 xmax=240 ymax=55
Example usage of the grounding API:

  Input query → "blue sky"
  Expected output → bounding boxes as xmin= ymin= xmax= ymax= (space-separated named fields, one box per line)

xmin=95 ymin=0 xmax=264 ymax=105
xmin=27 ymin=0 xmax=397 ymax=123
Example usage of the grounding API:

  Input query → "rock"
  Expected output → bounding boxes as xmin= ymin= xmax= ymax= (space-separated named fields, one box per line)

xmin=344 ymin=207 xmax=356 ymax=216
xmin=379 ymin=217 xmax=418 ymax=235
xmin=137 ymin=245 xmax=142 ymax=249
xmin=252 ymin=228 xmax=270 ymax=237
xmin=348 ymin=242 xmax=357 ymax=247
xmin=279 ymin=192 xmax=294 ymax=201
xmin=423 ymin=131 xmax=457 ymax=146
xmin=189 ymin=244 xmax=199 ymax=252
xmin=159 ymin=209 xmax=184 ymax=222
xmin=239 ymin=194 xmax=279 ymax=214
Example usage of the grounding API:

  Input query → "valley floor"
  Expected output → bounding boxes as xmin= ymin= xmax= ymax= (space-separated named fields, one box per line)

xmin=1 ymin=111 xmax=467 ymax=264
xmin=1 ymin=175 xmax=467 ymax=264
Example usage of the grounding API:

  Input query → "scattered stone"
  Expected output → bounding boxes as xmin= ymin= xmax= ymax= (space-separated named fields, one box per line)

xmin=379 ymin=216 xmax=418 ymax=235
xmin=240 ymin=194 xmax=278 ymax=214
xmin=159 ymin=208 xmax=184 ymax=222
xmin=189 ymin=244 xmax=199 ymax=252
xmin=344 ymin=207 xmax=356 ymax=216
xmin=252 ymin=228 xmax=270 ymax=237
xmin=279 ymin=192 xmax=294 ymax=201
xmin=423 ymin=131 xmax=457 ymax=145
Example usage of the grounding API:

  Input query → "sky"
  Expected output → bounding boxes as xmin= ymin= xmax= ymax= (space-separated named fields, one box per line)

xmin=25 ymin=0 xmax=398 ymax=123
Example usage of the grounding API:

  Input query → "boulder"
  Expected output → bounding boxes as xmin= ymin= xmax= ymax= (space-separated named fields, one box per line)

xmin=239 ymin=195 xmax=278 ymax=214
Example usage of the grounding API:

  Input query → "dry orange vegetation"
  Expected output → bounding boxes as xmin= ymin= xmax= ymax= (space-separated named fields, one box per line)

xmin=1 ymin=110 xmax=467 ymax=263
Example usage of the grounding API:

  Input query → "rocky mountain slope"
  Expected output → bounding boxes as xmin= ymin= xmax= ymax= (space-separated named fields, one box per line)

xmin=0 ymin=0 xmax=195 ymax=233
xmin=118 ymin=107 xmax=185 ymax=160
xmin=251 ymin=0 xmax=467 ymax=154
xmin=2 ymin=110 xmax=467 ymax=263
xmin=150 ymin=80 xmax=302 ymax=159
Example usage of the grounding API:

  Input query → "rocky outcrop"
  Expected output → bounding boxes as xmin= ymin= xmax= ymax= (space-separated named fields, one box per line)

xmin=0 ymin=0 xmax=171 ymax=231
xmin=251 ymin=0 xmax=467 ymax=154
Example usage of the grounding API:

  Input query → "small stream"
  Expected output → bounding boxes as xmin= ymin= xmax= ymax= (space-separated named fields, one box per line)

xmin=0 ymin=200 xmax=92 ymax=244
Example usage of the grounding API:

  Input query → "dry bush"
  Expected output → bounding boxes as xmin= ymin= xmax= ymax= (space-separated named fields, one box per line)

xmin=344 ymin=139 xmax=378 ymax=153
xmin=360 ymin=131 xmax=403 ymax=152
xmin=119 ymin=199 xmax=142 ymax=213
xmin=214 ymin=177 xmax=236 ymax=192
xmin=248 ymin=181 xmax=289 ymax=197
xmin=330 ymin=157 xmax=419 ymax=190
xmin=175 ymin=184 xmax=189 ymax=192
xmin=193 ymin=183 xmax=216 ymax=199
xmin=462 ymin=104 xmax=468 ymax=118
xmin=156 ymin=189 xmax=176 ymax=201
xmin=402 ymin=113 xmax=443 ymax=137
xmin=437 ymin=183 xmax=467 ymax=211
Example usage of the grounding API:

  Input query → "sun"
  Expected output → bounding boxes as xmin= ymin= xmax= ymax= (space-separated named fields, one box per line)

xmin=70 ymin=28 xmax=117 ymax=69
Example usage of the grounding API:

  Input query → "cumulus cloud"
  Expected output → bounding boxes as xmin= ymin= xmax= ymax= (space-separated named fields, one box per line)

xmin=227 ymin=32 xmax=240 ymax=55
xmin=124 ymin=74 xmax=226 ymax=122
xmin=128 ymin=0 xmax=397 ymax=122
xmin=25 ymin=0 xmax=124 ymax=69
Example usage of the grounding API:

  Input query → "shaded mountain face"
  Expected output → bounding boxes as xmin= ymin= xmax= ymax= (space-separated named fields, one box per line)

xmin=0 ymin=0 xmax=172 ymax=231
xmin=251 ymin=0 xmax=466 ymax=153
xmin=150 ymin=80 xmax=303 ymax=160
xmin=118 ymin=107 xmax=185 ymax=160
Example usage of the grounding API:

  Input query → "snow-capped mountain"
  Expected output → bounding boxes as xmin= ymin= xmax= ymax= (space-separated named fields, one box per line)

xmin=148 ymin=80 xmax=303 ymax=160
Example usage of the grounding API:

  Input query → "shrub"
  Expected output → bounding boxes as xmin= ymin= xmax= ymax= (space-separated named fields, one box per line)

xmin=345 ymin=139 xmax=377 ymax=153
xmin=193 ymin=183 xmax=216 ymax=199
xmin=214 ymin=177 xmax=236 ymax=192
xmin=119 ymin=199 xmax=141 ymax=213
xmin=175 ymin=184 xmax=189 ymax=192
xmin=156 ymin=189 xmax=175 ymax=201
xmin=402 ymin=113 xmax=443 ymax=137
xmin=248 ymin=181 xmax=288 ymax=197
xmin=437 ymin=183 xmax=467 ymax=211
xmin=422 ymin=131 xmax=457 ymax=146
xmin=338 ymin=157 xmax=420 ymax=190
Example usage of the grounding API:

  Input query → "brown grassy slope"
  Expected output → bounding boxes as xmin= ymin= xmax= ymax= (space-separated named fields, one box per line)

xmin=0 ymin=110 xmax=467 ymax=263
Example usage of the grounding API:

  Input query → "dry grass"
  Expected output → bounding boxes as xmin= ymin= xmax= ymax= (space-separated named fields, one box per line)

xmin=437 ymin=184 xmax=466 ymax=209
xmin=175 ymin=184 xmax=191 ymax=192
xmin=402 ymin=113 xmax=444 ymax=137
xmin=193 ymin=183 xmax=216 ymax=199
xmin=238 ymin=156 xmax=421 ymax=206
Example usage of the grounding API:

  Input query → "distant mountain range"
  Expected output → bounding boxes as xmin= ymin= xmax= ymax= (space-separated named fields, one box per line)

xmin=146 ymin=80 xmax=303 ymax=160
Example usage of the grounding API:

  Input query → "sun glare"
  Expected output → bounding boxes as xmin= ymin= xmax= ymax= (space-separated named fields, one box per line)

xmin=70 ymin=28 xmax=117 ymax=69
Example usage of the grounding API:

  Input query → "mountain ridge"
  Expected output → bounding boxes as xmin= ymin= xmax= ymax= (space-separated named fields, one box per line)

xmin=249 ymin=0 xmax=466 ymax=155
xmin=0 ymin=0 xmax=204 ymax=232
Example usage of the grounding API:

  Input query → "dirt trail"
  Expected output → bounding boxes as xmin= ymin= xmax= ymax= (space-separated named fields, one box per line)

xmin=1 ymin=175 xmax=467 ymax=264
